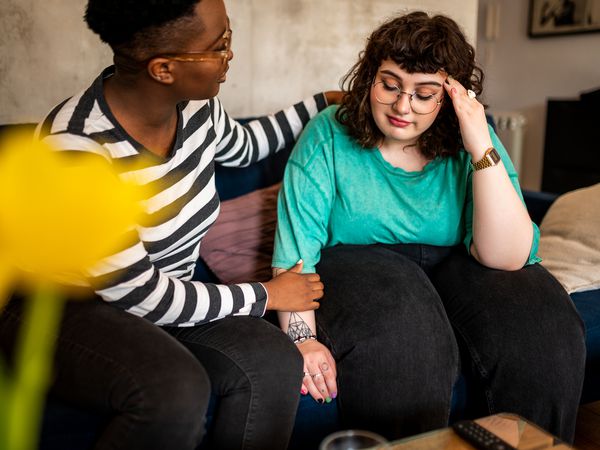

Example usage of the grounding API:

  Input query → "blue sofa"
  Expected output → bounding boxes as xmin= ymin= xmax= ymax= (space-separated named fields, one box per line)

xmin=0 ymin=119 xmax=589 ymax=449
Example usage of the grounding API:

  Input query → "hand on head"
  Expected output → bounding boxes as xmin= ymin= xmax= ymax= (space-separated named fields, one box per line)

xmin=443 ymin=75 xmax=493 ymax=158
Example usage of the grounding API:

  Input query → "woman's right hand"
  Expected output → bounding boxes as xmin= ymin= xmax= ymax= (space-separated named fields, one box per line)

xmin=298 ymin=339 xmax=338 ymax=403
xmin=264 ymin=261 xmax=324 ymax=311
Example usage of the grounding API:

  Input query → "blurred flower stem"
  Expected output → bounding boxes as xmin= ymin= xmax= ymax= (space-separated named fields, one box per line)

xmin=2 ymin=285 xmax=64 ymax=450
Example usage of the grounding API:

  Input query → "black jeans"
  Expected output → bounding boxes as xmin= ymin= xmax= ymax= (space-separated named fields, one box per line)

xmin=0 ymin=298 xmax=303 ymax=450
xmin=163 ymin=318 xmax=303 ymax=450
xmin=315 ymin=244 xmax=585 ymax=443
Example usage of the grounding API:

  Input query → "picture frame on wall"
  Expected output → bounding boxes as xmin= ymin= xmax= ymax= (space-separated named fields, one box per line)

xmin=529 ymin=0 xmax=600 ymax=37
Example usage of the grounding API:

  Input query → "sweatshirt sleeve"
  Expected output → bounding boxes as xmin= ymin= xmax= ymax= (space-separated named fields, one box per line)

xmin=87 ymin=239 xmax=269 ymax=326
xmin=272 ymin=110 xmax=337 ymax=273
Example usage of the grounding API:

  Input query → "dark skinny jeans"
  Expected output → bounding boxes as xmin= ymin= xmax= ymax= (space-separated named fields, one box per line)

xmin=0 ymin=297 xmax=303 ymax=450
xmin=314 ymin=244 xmax=585 ymax=443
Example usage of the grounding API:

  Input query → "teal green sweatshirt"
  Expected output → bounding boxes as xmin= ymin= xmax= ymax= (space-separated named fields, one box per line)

xmin=273 ymin=106 xmax=540 ymax=273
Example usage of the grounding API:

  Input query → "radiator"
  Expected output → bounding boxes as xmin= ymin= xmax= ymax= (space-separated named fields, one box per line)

xmin=493 ymin=111 xmax=527 ymax=176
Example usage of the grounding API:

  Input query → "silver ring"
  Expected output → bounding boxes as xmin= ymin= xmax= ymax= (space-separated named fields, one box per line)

xmin=311 ymin=373 xmax=324 ymax=379
xmin=467 ymin=89 xmax=476 ymax=99
xmin=303 ymin=372 xmax=311 ymax=377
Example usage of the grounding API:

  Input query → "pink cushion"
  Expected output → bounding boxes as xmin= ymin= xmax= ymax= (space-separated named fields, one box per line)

xmin=199 ymin=183 xmax=280 ymax=284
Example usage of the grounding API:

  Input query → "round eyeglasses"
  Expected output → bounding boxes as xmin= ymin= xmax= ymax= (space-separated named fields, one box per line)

xmin=372 ymin=79 xmax=443 ymax=115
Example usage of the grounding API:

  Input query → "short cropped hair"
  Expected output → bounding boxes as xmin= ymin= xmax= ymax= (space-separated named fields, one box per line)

xmin=85 ymin=0 xmax=201 ymax=60
xmin=336 ymin=11 xmax=485 ymax=160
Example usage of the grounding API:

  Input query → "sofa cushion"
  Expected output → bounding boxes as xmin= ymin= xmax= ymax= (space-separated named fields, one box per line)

xmin=199 ymin=183 xmax=280 ymax=283
xmin=538 ymin=183 xmax=600 ymax=293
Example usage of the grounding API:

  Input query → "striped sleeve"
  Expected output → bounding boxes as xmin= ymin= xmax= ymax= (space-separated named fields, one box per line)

xmin=212 ymin=93 xmax=328 ymax=167
xmin=88 ymin=241 xmax=268 ymax=326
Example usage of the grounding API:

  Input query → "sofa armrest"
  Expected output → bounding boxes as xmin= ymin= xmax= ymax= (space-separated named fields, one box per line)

xmin=522 ymin=190 xmax=559 ymax=225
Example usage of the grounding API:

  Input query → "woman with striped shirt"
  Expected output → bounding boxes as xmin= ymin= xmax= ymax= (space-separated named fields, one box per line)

xmin=0 ymin=0 xmax=340 ymax=448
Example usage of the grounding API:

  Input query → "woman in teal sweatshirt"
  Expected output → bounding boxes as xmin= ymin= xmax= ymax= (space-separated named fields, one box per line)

xmin=272 ymin=11 xmax=585 ymax=444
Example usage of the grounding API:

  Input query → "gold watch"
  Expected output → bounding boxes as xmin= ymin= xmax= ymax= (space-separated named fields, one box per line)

xmin=471 ymin=147 xmax=501 ymax=171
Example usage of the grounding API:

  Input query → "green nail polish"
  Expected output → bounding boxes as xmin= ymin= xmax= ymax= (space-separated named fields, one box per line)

xmin=325 ymin=397 xmax=332 ymax=403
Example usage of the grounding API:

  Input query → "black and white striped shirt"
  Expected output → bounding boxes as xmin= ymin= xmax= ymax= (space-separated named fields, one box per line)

xmin=36 ymin=66 xmax=327 ymax=327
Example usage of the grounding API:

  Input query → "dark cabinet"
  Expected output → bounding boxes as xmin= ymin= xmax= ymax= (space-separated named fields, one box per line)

xmin=542 ymin=88 xmax=600 ymax=194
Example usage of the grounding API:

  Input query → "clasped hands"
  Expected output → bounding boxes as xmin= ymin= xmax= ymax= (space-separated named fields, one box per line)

xmin=298 ymin=338 xmax=337 ymax=403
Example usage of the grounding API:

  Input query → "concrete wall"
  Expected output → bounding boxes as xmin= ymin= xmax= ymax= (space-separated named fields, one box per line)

xmin=477 ymin=0 xmax=600 ymax=190
xmin=0 ymin=0 xmax=477 ymax=124
xmin=0 ymin=0 xmax=113 ymax=124
xmin=222 ymin=0 xmax=477 ymax=116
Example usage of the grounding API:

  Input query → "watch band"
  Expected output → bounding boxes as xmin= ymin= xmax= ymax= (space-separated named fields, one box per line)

xmin=471 ymin=147 xmax=501 ymax=171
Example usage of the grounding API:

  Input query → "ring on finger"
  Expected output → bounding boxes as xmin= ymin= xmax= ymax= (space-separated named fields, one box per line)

xmin=321 ymin=362 xmax=329 ymax=372
xmin=311 ymin=373 xmax=324 ymax=379
xmin=467 ymin=89 xmax=476 ymax=99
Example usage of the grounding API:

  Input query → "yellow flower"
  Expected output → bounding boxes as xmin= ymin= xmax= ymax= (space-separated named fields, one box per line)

xmin=0 ymin=132 xmax=148 ymax=295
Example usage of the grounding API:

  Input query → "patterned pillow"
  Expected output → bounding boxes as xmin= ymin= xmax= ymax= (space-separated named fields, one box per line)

xmin=199 ymin=183 xmax=281 ymax=284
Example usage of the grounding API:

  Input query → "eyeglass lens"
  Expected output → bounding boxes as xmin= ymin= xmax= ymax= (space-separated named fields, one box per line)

xmin=373 ymin=80 xmax=440 ymax=115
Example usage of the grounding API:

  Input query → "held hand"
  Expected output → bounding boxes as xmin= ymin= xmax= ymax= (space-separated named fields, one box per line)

xmin=298 ymin=339 xmax=338 ymax=403
xmin=443 ymin=76 xmax=493 ymax=159
xmin=264 ymin=260 xmax=324 ymax=311
xmin=324 ymin=90 xmax=345 ymax=106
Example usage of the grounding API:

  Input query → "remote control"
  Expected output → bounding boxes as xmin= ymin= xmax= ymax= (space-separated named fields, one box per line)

xmin=452 ymin=420 xmax=517 ymax=450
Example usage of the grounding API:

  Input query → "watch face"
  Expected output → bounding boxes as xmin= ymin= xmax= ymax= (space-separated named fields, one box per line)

xmin=488 ymin=148 xmax=501 ymax=165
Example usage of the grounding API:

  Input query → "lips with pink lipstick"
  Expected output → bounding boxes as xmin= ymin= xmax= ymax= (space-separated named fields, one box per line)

xmin=387 ymin=115 xmax=412 ymax=128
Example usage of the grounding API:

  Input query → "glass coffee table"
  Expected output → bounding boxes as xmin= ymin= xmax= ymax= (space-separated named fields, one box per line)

xmin=381 ymin=413 xmax=573 ymax=449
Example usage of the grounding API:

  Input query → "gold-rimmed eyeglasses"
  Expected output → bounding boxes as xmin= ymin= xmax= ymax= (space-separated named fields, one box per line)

xmin=372 ymin=78 xmax=443 ymax=115
xmin=154 ymin=27 xmax=232 ymax=65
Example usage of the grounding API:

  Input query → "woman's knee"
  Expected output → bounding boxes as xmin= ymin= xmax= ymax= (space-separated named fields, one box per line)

xmin=119 ymin=343 xmax=211 ymax=424
xmin=189 ymin=317 xmax=303 ymax=394
xmin=435 ymin=255 xmax=585 ymax=379
xmin=97 ymin=352 xmax=209 ymax=449
xmin=317 ymin=248 xmax=456 ymax=363
xmin=236 ymin=318 xmax=303 ymax=387
xmin=434 ymin=252 xmax=580 ymax=327
xmin=317 ymin=246 xmax=445 ymax=330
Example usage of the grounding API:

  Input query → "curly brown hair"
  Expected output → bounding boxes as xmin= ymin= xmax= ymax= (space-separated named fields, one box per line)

xmin=336 ymin=11 xmax=484 ymax=159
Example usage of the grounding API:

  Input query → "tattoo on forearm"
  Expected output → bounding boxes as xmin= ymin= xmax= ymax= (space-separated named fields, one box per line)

xmin=287 ymin=312 xmax=313 ymax=341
